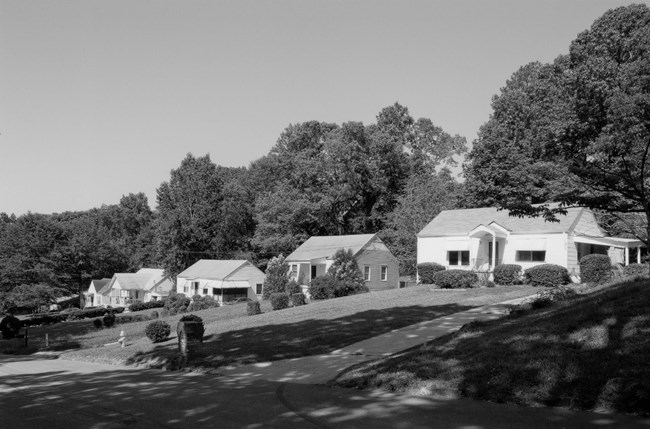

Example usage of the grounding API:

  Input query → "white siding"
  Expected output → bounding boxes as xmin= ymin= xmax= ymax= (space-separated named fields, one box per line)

xmin=503 ymin=233 xmax=567 ymax=270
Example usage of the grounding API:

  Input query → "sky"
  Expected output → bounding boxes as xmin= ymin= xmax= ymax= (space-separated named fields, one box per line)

xmin=1 ymin=0 xmax=647 ymax=216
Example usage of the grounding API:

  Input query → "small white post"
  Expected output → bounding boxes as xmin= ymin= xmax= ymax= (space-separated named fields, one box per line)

xmin=625 ymin=247 xmax=630 ymax=266
xmin=638 ymin=246 xmax=642 ymax=264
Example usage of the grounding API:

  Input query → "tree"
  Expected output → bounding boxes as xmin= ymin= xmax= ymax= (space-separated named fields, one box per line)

xmin=7 ymin=284 xmax=66 ymax=314
xmin=382 ymin=169 xmax=463 ymax=276
xmin=262 ymin=254 xmax=290 ymax=299
xmin=326 ymin=248 xmax=366 ymax=296
xmin=464 ymin=5 xmax=650 ymax=250
xmin=155 ymin=154 xmax=224 ymax=278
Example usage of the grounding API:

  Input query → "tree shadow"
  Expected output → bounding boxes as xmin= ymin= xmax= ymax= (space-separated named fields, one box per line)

xmin=126 ymin=303 xmax=473 ymax=370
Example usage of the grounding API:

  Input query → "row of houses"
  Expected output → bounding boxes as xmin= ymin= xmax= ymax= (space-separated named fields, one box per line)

xmin=85 ymin=206 xmax=645 ymax=308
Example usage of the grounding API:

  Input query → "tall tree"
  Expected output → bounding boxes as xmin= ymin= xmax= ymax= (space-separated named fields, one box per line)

xmin=155 ymin=154 xmax=224 ymax=278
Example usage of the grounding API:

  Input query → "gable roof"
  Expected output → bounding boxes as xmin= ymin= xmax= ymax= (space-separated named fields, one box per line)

xmin=417 ymin=206 xmax=586 ymax=238
xmin=177 ymin=260 xmax=251 ymax=280
xmin=106 ymin=268 xmax=168 ymax=292
xmin=88 ymin=278 xmax=110 ymax=294
xmin=286 ymin=234 xmax=378 ymax=262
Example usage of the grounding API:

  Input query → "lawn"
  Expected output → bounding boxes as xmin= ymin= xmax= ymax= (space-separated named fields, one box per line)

xmin=332 ymin=278 xmax=650 ymax=416
xmin=39 ymin=285 xmax=540 ymax=369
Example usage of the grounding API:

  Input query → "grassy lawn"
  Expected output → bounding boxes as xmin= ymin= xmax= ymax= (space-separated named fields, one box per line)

xmin=24 ymin=285 xmax=539 ymax=369
xmin=332 ymin=278 xmax=650 ymax=416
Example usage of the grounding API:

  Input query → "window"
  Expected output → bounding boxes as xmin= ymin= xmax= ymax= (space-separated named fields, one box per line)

xmin=364 ymin=266 xmax=371 ymax=281
xmin=212 ymin=288 xmax=219 ymax=295
xmin=183 ymin=286 xmax=189 ymax=293
xmin=202 ymin=288 xmax=208 ymax=295
xmin=516 ymin=251 xmax=546 ymax=262
xmin=380 ymin=265 xmax=388 ymax=281
xmin=448 ymin=250 xmax=470 ymax=266
xmin=290 ymin=264 xmax=298 ymax=277
xmin=256 ymin=283 xmax=263 ymax=295
xmin=192 ymin=281 xmax=200 ymax=294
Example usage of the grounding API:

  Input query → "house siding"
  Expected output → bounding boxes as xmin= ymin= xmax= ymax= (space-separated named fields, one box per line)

xmin=356 ymin=242 xmax=399 ymax=291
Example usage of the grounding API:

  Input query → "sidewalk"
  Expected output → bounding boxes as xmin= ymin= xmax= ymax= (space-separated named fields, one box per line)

xmin=218 ymin=297 xmax=528 ymax=384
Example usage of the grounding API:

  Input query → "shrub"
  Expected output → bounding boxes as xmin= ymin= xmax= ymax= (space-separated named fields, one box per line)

xmin=129 ymin=300 xmax=165 ymax=312
xmin=247 ymin=301 xmax=261 ymax=316
xmin=263 ymin=254 xmax=291 ymax=299
xmin=159 ymin=309 xmax=170 ymax=318
xmin=187 ymin=295 xmax=220 ymax=312
xmin=23 ymin=313 xmax=68 ymax=326
xmin=103 ymin=312 xmax=116 ymax=327
xmin=145 ymin=320 xmax=171 ymax=343
xmin=93 ymin=318 xmax=103 ymax=329
xmin=0 ymin=315 xmax=22 ymax=339
xmin=270 ymin=293 xmax=290 ymax=310
xmin=623 ymin=263 xmax=649 ymax=278
xmin=432 ymin=270 xmax=478 ymax=289
xmin=580 ymin=254 xmax=612 ymax=284
xmin=178 ymin=314 xmax=205 ymax=340
xmin=291 ymin=293 xmax=306 ymax=306
xmin=327 ymin=249 xmax=366 ymax=295
xmin=524 ymin=264 xmax=571 ymax=287
xmin=493 ymin=264 xmax=522 ymax=285
xmin=308 ymin=276 xmax=338 ymax=300
xmin=417 ymin=263 xmax=446 ymax=284
xmin=530 ymin=285 xmax=576 ymax=309
xmin=150 ymin=310 xmax=159 ymax=319
xmin=169 ymin=308 xmax=178 ymax=316
xmin=164 ymin=292 xmax=191 ymax=312
xmin=286 ymin=279 xmax=301 ymax=295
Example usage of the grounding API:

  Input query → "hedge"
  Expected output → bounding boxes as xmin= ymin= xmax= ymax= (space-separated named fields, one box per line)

xmin=417 ymin=262 xmax=446 ymax=284
xmin=493 ymin=264 xmax=522 ymax=285
xmin=270 ymin=293 xmax=290 ymax=310
xmin=623 ymin=263 xmax=649 ymax=278
xmin=308 ymin=276 xmax=338 ymax=300
xmin=524 ymin=264 xmax=570 ymax=287
xmin=432 ymin=270 xmax=478 ymax=289
xmin=129 ymin=300 xmax=165 ymax=312
xmin=247 ymin=301 xmax=261 ymax=316
xmin=580 ymin=254 xmax=612 ymax=284
xmin=291 ymin=293 xmax=306 ymax=307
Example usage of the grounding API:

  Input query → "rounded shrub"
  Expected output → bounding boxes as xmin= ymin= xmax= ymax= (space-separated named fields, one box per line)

xmin=417 ymin=262 xmax=446 ymax=284
xmin=308 ymin=276 xmax=338 ymax=300
xmin=159 ymin=309 xmax=170 ymax=318
xmin=145 ymin=320 xmax=171 ymax=343
xmin=178 ymin=305 xmax=187 ymax=313
xmin=93 ymin=318 xmax=103 ymax=329
xmin=270 ymin=293 xmax=290 ymax=310
xmin=291 ymin=292 xmax=306 ymax=307
xmin=286 ymin=279 xmax=301 ymax=295
xmin=493 ymin=264 xmax=522 ymax=285
xmin=432 ymin=270 xmax=478 ymax=289
xmin=150 ymin=310 xmax=159 ymax=319
xmin=623 ymin=263 xmax=649 ymax=278
xmin=102 ymin=312 xmax=116 ymax=328
xmin=247 ymin=301 xmax=261 ymax=316
xmin=0 ymin=315 xmax=22 ymax=339
xmin=580 ymin=254 xmax=612 ymax=284
xmin=524 ymin=264 xmax=570 ymax=287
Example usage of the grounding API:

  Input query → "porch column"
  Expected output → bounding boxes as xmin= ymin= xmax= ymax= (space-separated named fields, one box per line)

xmin=491 ymin=235 xmax=496 ymax=270
xmin=625 ymin=247 xmax=630 ymax=266
xmin=638 ymin=246 xmax=642 ymax=264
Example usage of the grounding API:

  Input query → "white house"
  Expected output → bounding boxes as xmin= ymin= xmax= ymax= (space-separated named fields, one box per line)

xmin=417 ymin=206 xmax=644 ymax=278
xmin=285 ymin=234 xmax=399 ymax=291
xmin=95 ymin=268 xmax=173 ymax=308
xmin=176 ymin=260 xmax=265 ymax=303
xmin=83 ymin=278 xmax=110 ymax=308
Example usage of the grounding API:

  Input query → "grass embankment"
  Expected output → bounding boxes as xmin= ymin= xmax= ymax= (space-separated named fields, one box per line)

xmin=49 ymin=285 xmax=540 ymax=369
xmin=333 ymin=278 xmax=650 ymax=416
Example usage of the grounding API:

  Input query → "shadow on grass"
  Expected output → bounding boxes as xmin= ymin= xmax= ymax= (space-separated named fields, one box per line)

xmin=126 ymin=303 xmax=473 ymax=370
xmin=333 ymin=279 xmax=650 ymax=416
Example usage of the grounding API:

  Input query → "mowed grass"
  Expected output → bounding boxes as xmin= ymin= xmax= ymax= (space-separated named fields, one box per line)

xmin=332 ymin=278 xmax=650 ymax=416
xmin=55 ymin=285 xmax=539 ymax=369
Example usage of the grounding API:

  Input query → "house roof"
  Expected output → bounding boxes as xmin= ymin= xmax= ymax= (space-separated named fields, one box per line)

xmin=88 ymin=278 xmax=110 ymax=295
xmin=417 ymin=206 xmax=586 ymax=238
xmin=107 ymin=268 xmax=168 ymax=292
xmin=286 ymin=234 xmax=377 ymax=262
xmin=177 ymin=260 xmax=250 ymax=280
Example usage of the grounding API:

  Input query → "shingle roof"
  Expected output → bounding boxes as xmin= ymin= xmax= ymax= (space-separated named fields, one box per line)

xmin=417 ymin=206 xmax=585 ymax=237
xmin=177 ymin=260 xmax=249 ymax=280
xmin=106 ymin=268 xmax=167 ymax=292
xmin=286 ymin=234 xmax=377 ymax=262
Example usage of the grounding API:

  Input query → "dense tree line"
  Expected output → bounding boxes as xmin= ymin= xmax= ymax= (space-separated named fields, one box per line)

xmin=2 ymin=4 xmax=648 ymax=304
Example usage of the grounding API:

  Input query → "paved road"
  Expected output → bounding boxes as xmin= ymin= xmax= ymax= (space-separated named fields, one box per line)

xmin=1 ymin=300 xmax=649 ymax=428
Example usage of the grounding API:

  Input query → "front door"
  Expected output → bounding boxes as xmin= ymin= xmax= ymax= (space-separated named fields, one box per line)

xmin=311 ymin=265 xmax=317 ymax=279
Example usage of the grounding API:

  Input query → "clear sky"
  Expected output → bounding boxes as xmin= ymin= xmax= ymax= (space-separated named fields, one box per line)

xmin=1 ymin=0 xmax=646 ymax=216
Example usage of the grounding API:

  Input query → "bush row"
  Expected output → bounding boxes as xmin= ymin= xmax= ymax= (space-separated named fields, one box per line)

xmin=416 ymin=263 xmax=446 ymax=284
xmin=308 ymin=276 xmax=368 ymax=300
xmin=432 ymin=270 xmax=478 ymax=289
xmin=129 ymin=300 xmax=165 ymax=312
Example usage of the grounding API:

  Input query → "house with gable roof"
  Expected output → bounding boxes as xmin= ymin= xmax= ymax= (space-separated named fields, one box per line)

xmin=94 ymin=268 xmax=173 ymax=308
xmin=417 ymin=206 xmax=644 ymax=278
xmin=83 ymin=278 xmax=110 ymax=308
xmin=285 ymin=233 xmax=399 ymax=291
xmin=176 ymin=260 xmax=265 ymax=303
